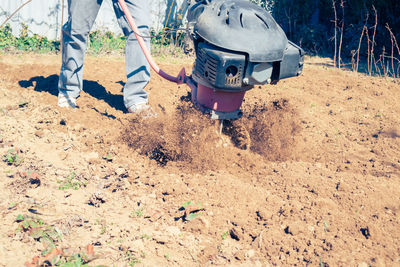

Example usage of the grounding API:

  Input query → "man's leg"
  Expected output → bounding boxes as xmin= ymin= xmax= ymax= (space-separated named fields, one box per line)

xmin=58 ymin=0 xmax=103 ymax=104
xmin=113 ymin=0 xmax=151 ymax=110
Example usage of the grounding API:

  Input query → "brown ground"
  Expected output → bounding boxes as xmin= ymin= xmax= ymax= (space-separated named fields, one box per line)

xmin=0 ymin=53 xmax=399 ymax=266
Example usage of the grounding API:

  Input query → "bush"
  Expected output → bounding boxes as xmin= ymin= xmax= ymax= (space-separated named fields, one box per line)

xmin=0 ymin=23 xmax=60 ymax=52
xmin=0 ymin=23 xmax=186 ymax=56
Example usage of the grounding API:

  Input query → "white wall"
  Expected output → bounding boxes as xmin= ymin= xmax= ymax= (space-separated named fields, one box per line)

xmin=0 ymin=0 xmax=184 ymax=39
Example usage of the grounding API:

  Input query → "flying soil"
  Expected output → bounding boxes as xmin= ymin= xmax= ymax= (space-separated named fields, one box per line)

xmin=119 ymin=0 xmax=304 ymax=149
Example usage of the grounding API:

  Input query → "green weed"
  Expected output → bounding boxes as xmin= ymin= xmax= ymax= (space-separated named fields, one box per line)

xmin=126 ymin=251 xmax=141 ymax=266
xmin=15 ymin=214 xmax=62 ymax=247
xmin=103 ymin=155 xmax=113 ymax=162
xmin=181 ymin=201 xmax=203 ymax=221
xmin=130 ymin=208 xmax=144 ymax=218
xmin=57 ymin=172 xmax=87 ymax=190
xmin=1 ymin=23 xmax=187 ymax=56
xmin=323 ymin=221 xmax=330 ymax=232
xmin=57 ymin=253 xmax=89 ymax=267
xmin=140 ymin=234 xmax=151 ymax=240
xmin=0 ymin=23 xmax=60 ymax=53
xmin=8 ymin=201 xmax=17 ymax=209
xmin=87 ymin=30 xmax=125 ymax=55
xmin=3 ymin=149 xmax=23 ymax=166
xmin=100 ymin=225 xmax=107 ymax=235
xmin=135 ymin=208 xmax=144 ymax=218
xmin=221 ymin=231 xmax=228 ymax=240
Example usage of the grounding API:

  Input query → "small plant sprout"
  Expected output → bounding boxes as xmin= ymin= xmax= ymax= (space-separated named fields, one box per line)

xmin=126 ymin=251 xmax=141 ymax=266
xmin=15 ymin=214 xmax=62 ymax=248
xmin=140 ymin=234 xmax=151 ymax=240
xmin=8 ymin=202 xmax=17 ymax=209
xmin=57 ymin=172 xmax=87 ymax=190
xmin=18 ymin=100 xmax=28 ymax=108
xmin=129 ymin=208 xmax=144 ymax=218
xmin=181 ymin=201 xmax=204 ymax=222
xmin=3 ymin=149 xmax=23 ymax=166
xmin=164 ymin=253 xmax=170 ymax=260
xmin=221 ymin=231 xmax=228 ymax=240
xmin=136 ymin=208 xmax=144 ymax=217
xmin=100 ymin=225 xmax=107 ymax=235
xmin=323 ymin=221 xmax=330 ymax=232
xmin=104 ymin=155 xmax=113 ymax=162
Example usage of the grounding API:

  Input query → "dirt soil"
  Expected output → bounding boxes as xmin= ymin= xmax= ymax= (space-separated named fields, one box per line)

xmin=0 ymin=53 xmax=400 ymax=266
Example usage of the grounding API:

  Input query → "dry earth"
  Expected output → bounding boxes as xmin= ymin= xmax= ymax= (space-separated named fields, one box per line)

xmin=0 ymin=53 xmax=400 ymax=266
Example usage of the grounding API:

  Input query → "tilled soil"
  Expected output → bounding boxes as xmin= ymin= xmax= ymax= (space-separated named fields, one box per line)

xmin=0 ymin=53 xmax=399 ymax=266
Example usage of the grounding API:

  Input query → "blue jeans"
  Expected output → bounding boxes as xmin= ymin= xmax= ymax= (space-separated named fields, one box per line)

xmin=58 ymin=0 xmax=151 ymax=109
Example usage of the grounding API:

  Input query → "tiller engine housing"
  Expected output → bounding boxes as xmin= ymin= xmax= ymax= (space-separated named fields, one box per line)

xmin=187 ymin=0 xmax=304 ymax=119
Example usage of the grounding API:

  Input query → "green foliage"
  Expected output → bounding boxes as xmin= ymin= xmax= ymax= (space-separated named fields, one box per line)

xmin=0 ymin=24 xmax=13 ymax=47
xmin=0 ymin=23 xmax=187 ymax=56
xmin=57 ymin=172 xmax=87 ymax=190
xmin=150 ymin=28 xmax=187 ymax=57
xmin=15 ymin=214 xmax=62 ymax=248
xmin=181 ymin=201 xmax=203 ymax=221
xmin=181 ymin=200 xmax=194 ymax=208
xmin=3 ymin=149 xmax=23 ymax=166
xmin=135 ymin=208 xmax=144 ymax=218
xmin=221 ymin=231 xmax=228 ymax=240
xmin=150 ymin=28 xmax=185 ymax=47
xmin=0 ymin=23 xmax=60 ymax=52
xmin=57 ymin=254 xmax=89 ymax=267
xmin=125 ymin=251 xmax=141 ymax=266
xmin=87 ymin=30 xmax=126 ymax=54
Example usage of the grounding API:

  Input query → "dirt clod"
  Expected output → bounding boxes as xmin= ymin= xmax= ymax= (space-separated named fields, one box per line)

xmin=88 ymin=192 xmax=106 ymax=207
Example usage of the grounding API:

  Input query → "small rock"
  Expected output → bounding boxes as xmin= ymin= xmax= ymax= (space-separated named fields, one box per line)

xmin=360 ymin=227 xmax=371 ymax=239
xmin=246 ymin=249 xmax=255 ymax=258
xmin=285 ymin=222 xmax=305 ymax=235
xmin=153 ymin=234 xmax=169 ymax=245
xmin=84 ymin=152 xmax=99 ymax=161
xmin=234 ymin=250 xmax=245 ymax=260
xmin=131 ymin=239 xmax=145 ymax=251
xmin=18 ymin=171 xmax=28 ymax=178
xmin=357 ymin=262 xmax=368 ymax=267
xmin=34 ymin=131 xmax=44 ymax=138
xmin=88 ymin=192 xmax=106 ymax=207
xmin=115 ymin=167 xmax=128 ymax=178
xmin=198 ymin=217 xmax=210 ymax=228
xmin=73 ymin=124 xmax=84 ymax=132
xmin=165 ymin=226 xmax=181 ymax=236
xmin=256 ymin=209 xmax=272 ymax=221
xmin=230 ymin=227 xmax=243 ymax=241
xmin=60 ymin=119 xmax=67 ymax=126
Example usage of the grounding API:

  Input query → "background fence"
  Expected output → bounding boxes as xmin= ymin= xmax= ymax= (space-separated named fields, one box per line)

xmin=0 ymin=0 xmax=186 ymax=39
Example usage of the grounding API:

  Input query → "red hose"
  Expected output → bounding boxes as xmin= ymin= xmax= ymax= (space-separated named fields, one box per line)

xmin=118 ymin=0 xmax=186 ymax=84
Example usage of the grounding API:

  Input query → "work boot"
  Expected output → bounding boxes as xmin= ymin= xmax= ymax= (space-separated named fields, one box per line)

xmin=58 ymin=93 xmax=77 ymax=108
xmin=127 ymin=102 xmax=158 ymax=118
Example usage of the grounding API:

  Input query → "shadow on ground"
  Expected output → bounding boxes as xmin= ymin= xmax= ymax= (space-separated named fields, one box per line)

xmin=18 ymin=75 xmax=125 ymax=111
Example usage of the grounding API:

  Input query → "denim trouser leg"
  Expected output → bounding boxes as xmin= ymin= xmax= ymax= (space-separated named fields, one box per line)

xmin=113 ymin=0 xmax=151 ymax=109
xmin=59 ymin=0 xmax=151 ymax=109
xmin=58 ymin=0 xmax=103 ymax=98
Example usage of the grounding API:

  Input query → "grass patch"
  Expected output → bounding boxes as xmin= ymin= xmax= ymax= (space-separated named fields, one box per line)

xmin=57 ymin=172 xmax=87 ymax=190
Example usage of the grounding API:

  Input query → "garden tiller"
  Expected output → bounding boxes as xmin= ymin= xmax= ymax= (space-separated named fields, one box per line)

xmin=119 ymin=0 xmax=304 ymax=120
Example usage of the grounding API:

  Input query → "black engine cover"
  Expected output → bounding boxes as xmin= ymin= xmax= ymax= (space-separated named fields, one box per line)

xmin=188 ymin=0 xmax=304 ymax=91
xmin=188 ymin=0 xmax=288 ymax=62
